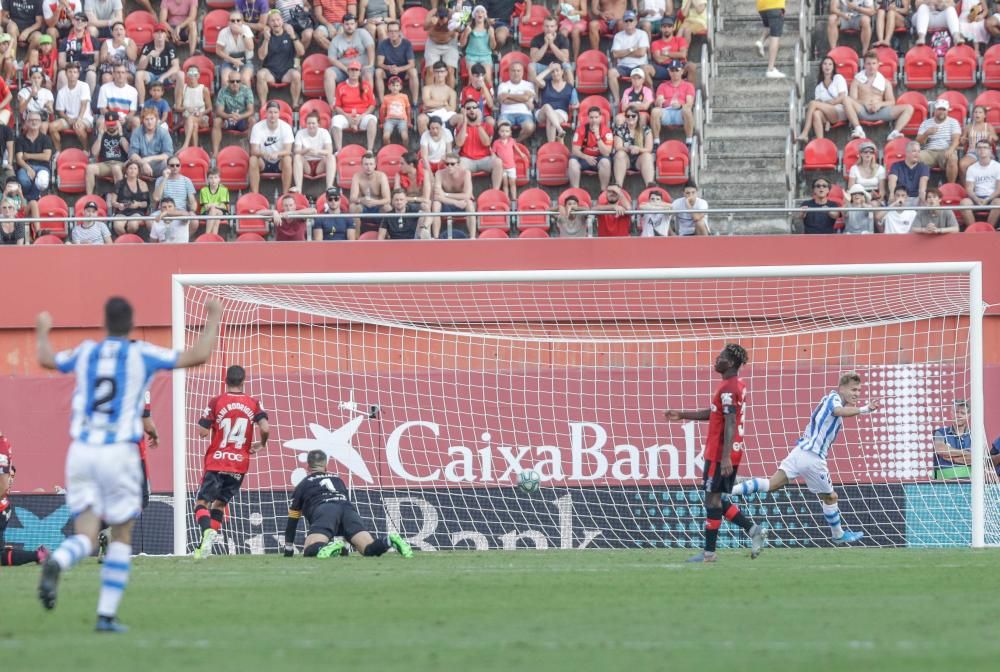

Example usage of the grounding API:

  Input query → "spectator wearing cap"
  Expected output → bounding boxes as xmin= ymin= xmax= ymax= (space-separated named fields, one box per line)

xmin=375 ymin=19 xmax=418 ymax=103
xmin=313 ymin=186 xmax=357 ymax=241
xmin=70 ymin=200 xmax=112 ymax=244
xmin=417 ymin=60 xmax=457 ymax=136
xmin=177 ymin=66 xmax=211 ymax=151
xmin=211 ymin=73 xmax=256 ymax=157
xmin=26 ymin=32 xmax=57 ymax=88
xmin=460 ymin=6 xmax=497 ymax=86
xmin=154 ymin=154 xmax=199 ymax=236
xmin=58 ymin=13 xmax=98 ymax=91
xmin=529 ymin=14 xmax=573 ymax=88
xmin=0 ymin=33 xmax=16 ymax=83
xmin=917 ymin=99 xmax=962 ymax=184
xmin=568 ymin=105 xmax=613 ymax=191
xmin=589 ymin=0 xmax=629 ymax=51
xmin=217 ymin=10 xmax=257 ymax=89
xmin=454 ymin=97 xmax=502 ymax=188
xmin=50 ymin=60 xmax=93 ymax=152
xmin=14 ymin=110 xmax=53 ymax=204
xmin=617 ymin=67 xmax=653 ymax=126
xmin=608 ymin=9 xmax=653 ymax=104
xmin=497 ymin=61 xmax=536 ymax=143
xmin=357 ymin=0 xmax=393 ymax=42
xmin=536 ymin=62 xmax=578 ymax=143
xmin=293 ymin=109 xmax=336 ymax=192
xmin=6 ymin=0 xmax=46 ymax=49
xmin=128 ymin=108 xmax=174 ymax=179
xmin=379 ymin=75 xmax=411 ymax=146
xmin=650 ymin=17 xmax=696 ymax=83
xmin=332 ymin=61 xmax=378 ymax=152
xmin=557 ymin=0 xmax=587 ymax=58
xmin=652 ymin=60 xmax=695 ymax=145
xmin=325 ymin=12 xmax=376 ymax=101
xmin=237 ymin=0 xmax=271 ymax=36
xmin=18 ymin=66 xmax=54 ymax=134
xmin=135 ymin=23 xmax=180 ymax=105
xmin=847 ymin=140 xmax=886 ymax=204
xmin=84 ymin=0 xmax=123 ymax=40
xmin=423 ymin=5 xmax=461 ymax=87
xmin=160 ymin=0 xmax=199 ymax=54
xmin=257 ymin=10 xmax=304 ymax=108
xmin=961 ymin=139 xmax=1000 ymax=229
xmin=43 ymin=0 xmax=83 ymax=44
xmin=842 ymin=184 xmax=877 ymax=235
xmin=86 ymin=109 xmax=129 ymax=193
xmin=249 ymin=101 xmax=295 ymax=193
xmin=109 ymin=158 xmax=150 ymax=235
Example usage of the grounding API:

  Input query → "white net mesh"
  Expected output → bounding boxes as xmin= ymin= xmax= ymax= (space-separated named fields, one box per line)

xmin=177 ymin=269 xmax=999 ymax=554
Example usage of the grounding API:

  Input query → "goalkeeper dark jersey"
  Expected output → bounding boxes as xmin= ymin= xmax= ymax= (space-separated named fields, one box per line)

xmin=288 ymin=472 xmax=354 ymax=523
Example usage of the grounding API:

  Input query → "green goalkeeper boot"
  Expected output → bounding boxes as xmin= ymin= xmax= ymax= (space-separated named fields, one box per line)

xmin=389 ymin=532 xmax=413 ymax=558
xmin=316 ymin=540 xmax=346 ymax=558
xmin=193 ymin=529 xmax=217 ymax=559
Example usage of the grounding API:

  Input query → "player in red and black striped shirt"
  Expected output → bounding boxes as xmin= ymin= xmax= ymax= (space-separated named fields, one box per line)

xmin=665 ymin=344 xmax=765 ymax=562
xmin=0 ymin=432 xmax=49 ymax=567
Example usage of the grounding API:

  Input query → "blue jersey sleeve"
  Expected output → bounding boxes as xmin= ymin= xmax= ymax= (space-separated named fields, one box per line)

xmin=136 ymin=341 xmax=180 ymax=373
xmin=53 ymin=341 xmax=91 ymax=374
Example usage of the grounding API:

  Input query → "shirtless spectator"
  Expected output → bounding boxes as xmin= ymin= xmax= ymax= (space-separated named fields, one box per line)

xmin=828 ymin=1 xmax=875 ymax=55
xmin=589 ymin=0 xmax=629 ymax=51
xmin=417 ymin=60 xmax=457 ymax=135
xmin=608 ymin=10 xmax=652 ymax=103
xmin=431 ymin=152 xmax=476 ymax=238
xmin=349 ymin=151 xmax=391 ymax=235
xmin=916 ymin=99 xmax=961 ymax=183
xmin=375 ymin=20 xmax=418 ymax=102
xmin=846 ymin=50 xmax=912 ymax=141
xmin=960 ymin=140 xmax=1000 ymax=228
xmin=568 ymin=105 xmax=614 ymax=191
xmin=497 ymin=62 xmax=536 ymax=143
xmin=913 ymin=0 xmax=963 ymax=46
xmin=454 ymin=99 xmax=502 ymax=190
xmin=423 ymin=6 xmax=460 ymax=87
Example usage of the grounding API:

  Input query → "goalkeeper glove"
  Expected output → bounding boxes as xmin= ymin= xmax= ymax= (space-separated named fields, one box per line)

xmin=283 ymin=544 xmax=295 ymax=557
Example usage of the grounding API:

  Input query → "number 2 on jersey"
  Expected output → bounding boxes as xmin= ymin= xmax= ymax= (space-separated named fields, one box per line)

xmin=217 ymin=417 xmax=249 ymax=449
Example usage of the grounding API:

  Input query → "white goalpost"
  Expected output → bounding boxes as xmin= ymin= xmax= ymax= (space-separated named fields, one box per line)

xmin=170 ymin=263 xmax=995 ymax=557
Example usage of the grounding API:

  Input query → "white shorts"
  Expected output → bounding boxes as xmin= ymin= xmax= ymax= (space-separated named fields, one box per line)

xmin=331 ymin=113 xmax=378 ymax=131
xmin=778 ymin=448 xmax=834 ymax=495
xmin=65 ymin=440 xmax=143 ymax=524
xmin=503 ymin=167 xmax=517 ymax=180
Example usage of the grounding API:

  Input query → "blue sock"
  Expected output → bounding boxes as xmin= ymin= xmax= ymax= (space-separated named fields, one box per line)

xmin=97 ymin=541 xmax=131 ymax=618
xmin=732 ymin=477 xmax=770 ymax=497
xmin=51 ymin=533 xmax=93 ymax=571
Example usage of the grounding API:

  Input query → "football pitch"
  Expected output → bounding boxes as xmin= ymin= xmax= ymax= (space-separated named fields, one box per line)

xmin=2 ymin=548 xmax=997 ymax=671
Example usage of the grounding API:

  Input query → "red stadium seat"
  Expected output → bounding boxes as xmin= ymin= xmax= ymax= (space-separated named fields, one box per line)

xmin=499 ymin=51 xmax=531 ymax=83
xmin=982 ymin=45 xmax=1000 ymax=89
xmin=298 ymin=99 xmax=333 ymax=130
xmin=904 ymin=45 xmax=938 ymax=89
xmin=202 ymin=10 xmax=229 ymax=53
xmin=517 ymin=4 xmax=550 ymax=49
xmin=35 ymin=195 xmax=70 ymax=239
xmin=196 ymin=233 xmax=226 ymax=242
xmin=236 ymin=232 xmax=266 ymax=241
xmin=897 ymin=91 xmax=929 ymax=135
xmin=114 ymin=233 xmax=144 ymax=243
xmin=478 ymin=228 xmax=509 ymax=239
xmin=883 ymin=137 xmax=909 ymax=174
xmin=55 ymin=148 xmax=89 ymax=193
xmin=937 ymin=182 xmax=967 ymax=207
xmin=513 ymin=141 xmax=530 ymax=187
xmin=302 ymin=54 xmax=332 ymax=100
xmin=206 ymin=0 xmax=234 ymax=9
xmin=936 ymin=90 xmax=969 ymax=126
xmin=638 ymin=186 xmax=672 ymax=205
xmin=337 ymin=144 xmax=367 ymax=190
xmin=803 ymin=138 xmax=838 ymax=171
xmin=943 ymin=44 xmax=978 ymax=89
xmin=235 ymin=192 xmax=271 ymax=235
xmin=177 ymin=147 xmax=210 ymax=190
xmin=536 ymin=141 xmax=570 ymax=186
xmin=400 ymin=7 xmax=428 ymax=52
xmin=33 ymin=234 xmax=64 ymax=244
xmin=217 ymin=145 xmax=250 ymax=191
xmin=125 ymin=12 xmax=157 ymax=50
xmin=973 ymin=90 xmax=1000 ymax=130
xmin=828 ymin=46 xmax=860 ymax=86
xmin=358 ymin=230 xmax=380 ymax=240
xmin=376 ymin=144 xmax=407 ymax=182
xmin=279 ymin=191 xmax=310 ymax=211
xmin=558 ymin=187 xmax=592 ymax=208
xmin=827 ymin=183 xmax=845 ymax=207
xmin=841 ymin=138 xmax=867 ymax=179
xmin=965 ymin=222 xmax=996 ymax=232
xmin=578 ymin=95 xmax=612 ymax=125
xmin=477 ymin=189 xmax=511 ymax=230
xmin=516 ymin=188 xmax=552 ymax=231
xmin=576 ymin=50 xmax=609 ymax=95
xmin=517 ymin=227 xmax=549 ymax=238
xmin=183 ymin=55 xmax=216 ymax=91
xmin=259 ymin=99 xmax=294 ymax=126
xmin=873 ymin=46 xmax=899 ymax=84
xmin=655 ymin=140 xmax=690 ymax=185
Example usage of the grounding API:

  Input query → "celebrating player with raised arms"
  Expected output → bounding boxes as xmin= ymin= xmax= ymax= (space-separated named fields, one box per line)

xmin=36 ymin=297 xmax=222 ymax=632
xmin=665 ymin=343 xmax=766 ymax=563
xmin=731 ymin=371 xmax=878 ymax=545
xmin=193 ymin=365 xmax=270 ymax=559
xmin=1 ymin=432 xmax=49 ymax=568
xmin=283 ymin=449 xmax=412 ymax=559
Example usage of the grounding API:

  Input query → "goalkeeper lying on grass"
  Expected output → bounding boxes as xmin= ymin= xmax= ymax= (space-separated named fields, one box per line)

xmin=283 ymin=450 xmax=413 ymax=559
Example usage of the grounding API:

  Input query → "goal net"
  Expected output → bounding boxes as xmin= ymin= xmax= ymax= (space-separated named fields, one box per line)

xmin=171 ymin=265 xmax=997 ymax=556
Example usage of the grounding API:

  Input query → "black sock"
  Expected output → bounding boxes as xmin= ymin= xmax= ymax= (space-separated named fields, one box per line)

xmin=1 ymin=546 xmax=39 ymax=566
xmin=210 ymin=509 xmax=225 ymax=531
xmin=194 ymin=505 xmax=212 ymax=533
xmin=363 ymin=538 xmax=390 ymax=557
xmin=303 ymin=542 xmax=325 ymax=557
xmin=723 ymin=499 xmax=755 ymax=534
xmin=705 ymin=507 xmax=723 ymax=553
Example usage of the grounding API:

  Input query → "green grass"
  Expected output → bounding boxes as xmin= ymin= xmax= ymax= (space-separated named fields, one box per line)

xmin=2 ymin=549 xmax=998 ymax=671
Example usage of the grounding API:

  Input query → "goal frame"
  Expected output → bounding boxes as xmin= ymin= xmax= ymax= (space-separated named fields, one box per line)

xmin=171 ymin=262 xmax=987 ymax=555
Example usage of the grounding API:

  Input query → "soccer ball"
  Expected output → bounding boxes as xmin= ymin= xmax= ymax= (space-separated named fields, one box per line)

xmin=517 ymin=470 xmax=541 ymax=494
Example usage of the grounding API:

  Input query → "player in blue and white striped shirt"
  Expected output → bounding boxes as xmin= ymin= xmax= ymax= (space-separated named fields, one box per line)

xmin=35 ymin=296 xmax=222 ymax=632
xmin=731 ymin=372 xmax=880 ymax=545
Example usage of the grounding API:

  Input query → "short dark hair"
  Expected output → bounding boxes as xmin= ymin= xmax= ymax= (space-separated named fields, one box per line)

xmin=307 ymin=449 xmax=327 ymax=470
xmin=104 ymin=297 xmax=134 ymax=336
xmin=925 ymin=187 xmax=941 ymax=198
xmin=470 ymin=63 xmax=486 ymax=76
xmin=225 ymin=365 xmax=246 ymax=387
xmin=587 ymin=106 xmax=602 ymax=116
xmin=402 ymin=150 xmax=419 ymax=166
